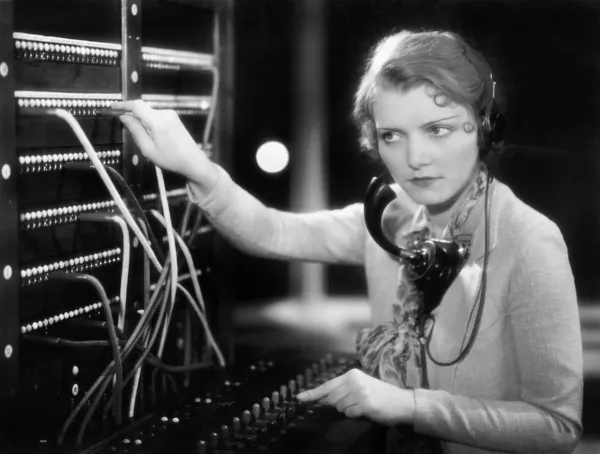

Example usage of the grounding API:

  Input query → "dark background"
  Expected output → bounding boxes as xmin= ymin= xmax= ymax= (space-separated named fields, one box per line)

xmin=229 ymin=0 xmax=600 ymax=304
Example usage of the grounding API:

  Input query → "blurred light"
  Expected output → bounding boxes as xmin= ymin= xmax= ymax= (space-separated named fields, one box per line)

xmin=256 ymin=141 xmax=289 ymax=174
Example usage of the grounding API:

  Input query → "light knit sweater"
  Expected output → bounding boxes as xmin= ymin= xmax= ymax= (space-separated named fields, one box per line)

xmin=188 ymin=165 xmax=583 ymax=454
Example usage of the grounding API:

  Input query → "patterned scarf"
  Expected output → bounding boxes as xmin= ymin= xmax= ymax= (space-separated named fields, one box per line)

xmin=356 ymin=166 xmax=489 ymax=453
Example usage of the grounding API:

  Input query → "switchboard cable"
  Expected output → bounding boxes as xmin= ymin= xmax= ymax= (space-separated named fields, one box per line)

xmin=151 ymin=209 xmax=225 ymax=367
xmin=21 ymin=108 xmax=162 ymax=272
xmin=100 ymin=278 xmax=171 ymax=420
xmin=129 ymin=211 xmax=208 ymax=418
xmin=144 ymin=45 xmax=220 ymax=363
xmin=180 ymin=201 xmax=194 ymax=238
xmin=151 ymin=210 xmax=206 ymax=314
xmin=47 ymin=272 xmax=123 ymax=427
xmin=138 ymin=218 xmax=151 ymax=309
xmin=127 ymin=281 xmax=166 ymax=418
xmin=22 ymin=335 xmax=212 ymax=372
xmin=101 ymin=255 xmax=179 ymax=413
xmin=23 ymin=109 xmax=183 ymax=417
xmin=129 ymin=338 xmax=148 ymax=418
xmin=176 ymin=283 xmax=225 ymax=368
xmin=46 ymin=112 xmax=200 ymax=379
xmin=77 ymin=275 xmax=169 ymax=446
xmin=109 ymin=256 xmax=174 ymax=411
xmin=129 ymin=203 xmax=200 ymax=408
xmin=103 ymin=165 xmax=165 ymax=263
xmin=78 ymin=213 xmax=131 ymax=331
xmin=20 ymin=110 xmax=169 ymax=432
xmin=26 ymin=105 xmax=224 ymax=435
xmin=62 ymin=319 xmax=124 ymax=340
xmin=103 ymin=164 xmax=166 ymax=263
xmin=102 ymin=230 xmax=228 ymax=420
xmin=129 ymin=218 xmax=152 ymax=418
xmin=150 ymin=168 xmax=180 ymax=405
xmin=63 ymin=161 xmax=165 ymax=263
xmin=78 ymin=288 xmax=168 ymax=447
xmin=103 ymin=275 xmax=221 ymax=421
xmin=186 ymin=208 xmax=205 ymax=247
xmin=56 ymin=262 xmax=170 ymax=446
xmin=154 ymin=167 xmax=178 ymax=361
xmin=178 ymin=201 xmax=195 ymax=387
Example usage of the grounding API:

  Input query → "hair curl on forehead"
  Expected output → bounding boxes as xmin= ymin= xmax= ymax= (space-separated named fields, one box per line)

xmin=353 ymin=30 xmax=500 ymax=163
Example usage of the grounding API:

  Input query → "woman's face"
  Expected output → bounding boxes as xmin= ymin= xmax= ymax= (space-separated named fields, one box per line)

xmin=372 ymin=84 xmax=480 ymax=210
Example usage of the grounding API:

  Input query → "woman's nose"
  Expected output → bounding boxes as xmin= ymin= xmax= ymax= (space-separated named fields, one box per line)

xmin=406 ymin=136 xmax=433 ymax=170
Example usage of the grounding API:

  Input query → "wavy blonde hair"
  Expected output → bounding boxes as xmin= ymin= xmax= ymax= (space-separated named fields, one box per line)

xmin=353 ymin=30 xmax=502 ymax=164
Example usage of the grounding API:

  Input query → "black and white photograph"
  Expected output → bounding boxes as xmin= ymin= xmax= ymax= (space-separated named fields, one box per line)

xmin=0 ymin=0 xmax=598 ymax=452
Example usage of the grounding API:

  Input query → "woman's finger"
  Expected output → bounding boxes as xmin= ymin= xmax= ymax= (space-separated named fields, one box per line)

xmin=335 ymin=394 xmax=358 ymax=414
xmin=324 ymin=383 xmax=350 ymax=407
xmin=111 ymin=100 xmax=158 ymax=131
xmin=120 ymin=115 xmax=155 ymax=156
xmin=297 ymin=374 xmax=346 ymax=402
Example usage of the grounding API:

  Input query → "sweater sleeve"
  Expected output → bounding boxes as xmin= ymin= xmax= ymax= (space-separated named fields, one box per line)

xmin=412 ymin=219 xmax=583 ymax=453
xmin=186 ymin=164 xmax=366 ymax=265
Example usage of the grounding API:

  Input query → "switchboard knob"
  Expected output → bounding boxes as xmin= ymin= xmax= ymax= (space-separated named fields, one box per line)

xmin=262 ymin=397 xmax=270 ymax=414
xmin=196 ymin=440 xmax=206 ymax=454
xmin=326 ymin=353 xmax=333 ymax=366
xmin=210 ymin=432 xmax=218 ymax=449
xmin=220 ymin=424 xmax=229 ymax=439
xmin=271 ymin=391 xmax=279 ymax=408
xmin=305 ymin=368 xmax=313 ymax=386
xmin=252 ymin=403 xmax=260 ymax=422
xmin=232 ymin=417 xmax=241 ymax=435
xmin=279 ymin=385 xmax=287 ymax=401
xmin=288 ymin=380 xmax=296 ymax=397
xmin=242 ymin=410 xmax=251 ymax=429
xmin=296 ymin=373 xmax=304 ymax=390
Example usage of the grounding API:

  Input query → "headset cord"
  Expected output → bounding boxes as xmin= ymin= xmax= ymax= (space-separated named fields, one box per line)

xmin=422 ymin=174 xmax=492 ymax=371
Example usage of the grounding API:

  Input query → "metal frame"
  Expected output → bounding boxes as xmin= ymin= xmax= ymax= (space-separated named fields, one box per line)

xmin=0 ymin=0 xmax=20 ymax=416
xmin=213 ymin=0 xmax=236 ymax=364
xmin=121 ymin=0 xmax=143 ymax=193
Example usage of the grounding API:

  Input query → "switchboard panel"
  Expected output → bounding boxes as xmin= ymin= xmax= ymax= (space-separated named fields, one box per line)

xmin=0 ymin=0 xmax=233 ymax=450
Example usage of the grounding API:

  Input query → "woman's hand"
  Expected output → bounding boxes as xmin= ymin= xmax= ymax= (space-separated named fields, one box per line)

xmin=111 ymin=100 xmax=218 ymax=192
xmin=297 ymin=368 xmax=416 ymax=427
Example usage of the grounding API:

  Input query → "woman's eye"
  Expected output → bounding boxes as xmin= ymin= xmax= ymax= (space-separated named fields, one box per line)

xmin=429 ymin=126 xmax=452 ymax=138
xmin=379 ymin=132 xmax=401 ymax=143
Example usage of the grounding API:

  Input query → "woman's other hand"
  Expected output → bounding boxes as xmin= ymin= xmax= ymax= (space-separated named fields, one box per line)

xmin=297 ymin=368 xmax=416 ymax=427
xmin=111 ymin=100 xmax=218 ymax=193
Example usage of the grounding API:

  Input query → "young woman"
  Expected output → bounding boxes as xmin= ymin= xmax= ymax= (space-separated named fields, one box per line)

xmin=113 ymin=30 xmax=583 ymax=454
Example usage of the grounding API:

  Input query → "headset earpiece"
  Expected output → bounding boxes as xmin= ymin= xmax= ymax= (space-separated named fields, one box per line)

xmin=481 ymin=74 xmax=506 ymax=146
xmin=485 ymin=103 xmax=506 ymax=145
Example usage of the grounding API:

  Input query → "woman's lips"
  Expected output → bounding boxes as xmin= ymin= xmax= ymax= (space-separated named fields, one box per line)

xmin=410 ymin=177 xmax=440 ymax=187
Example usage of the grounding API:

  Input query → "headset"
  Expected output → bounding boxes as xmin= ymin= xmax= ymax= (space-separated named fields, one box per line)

xmin=480 ymin=73 xmax=507 ymax=153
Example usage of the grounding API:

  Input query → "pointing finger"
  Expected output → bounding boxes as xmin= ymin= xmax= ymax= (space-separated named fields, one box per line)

xmin=297 ymin=375 xmax=345 ymax=402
